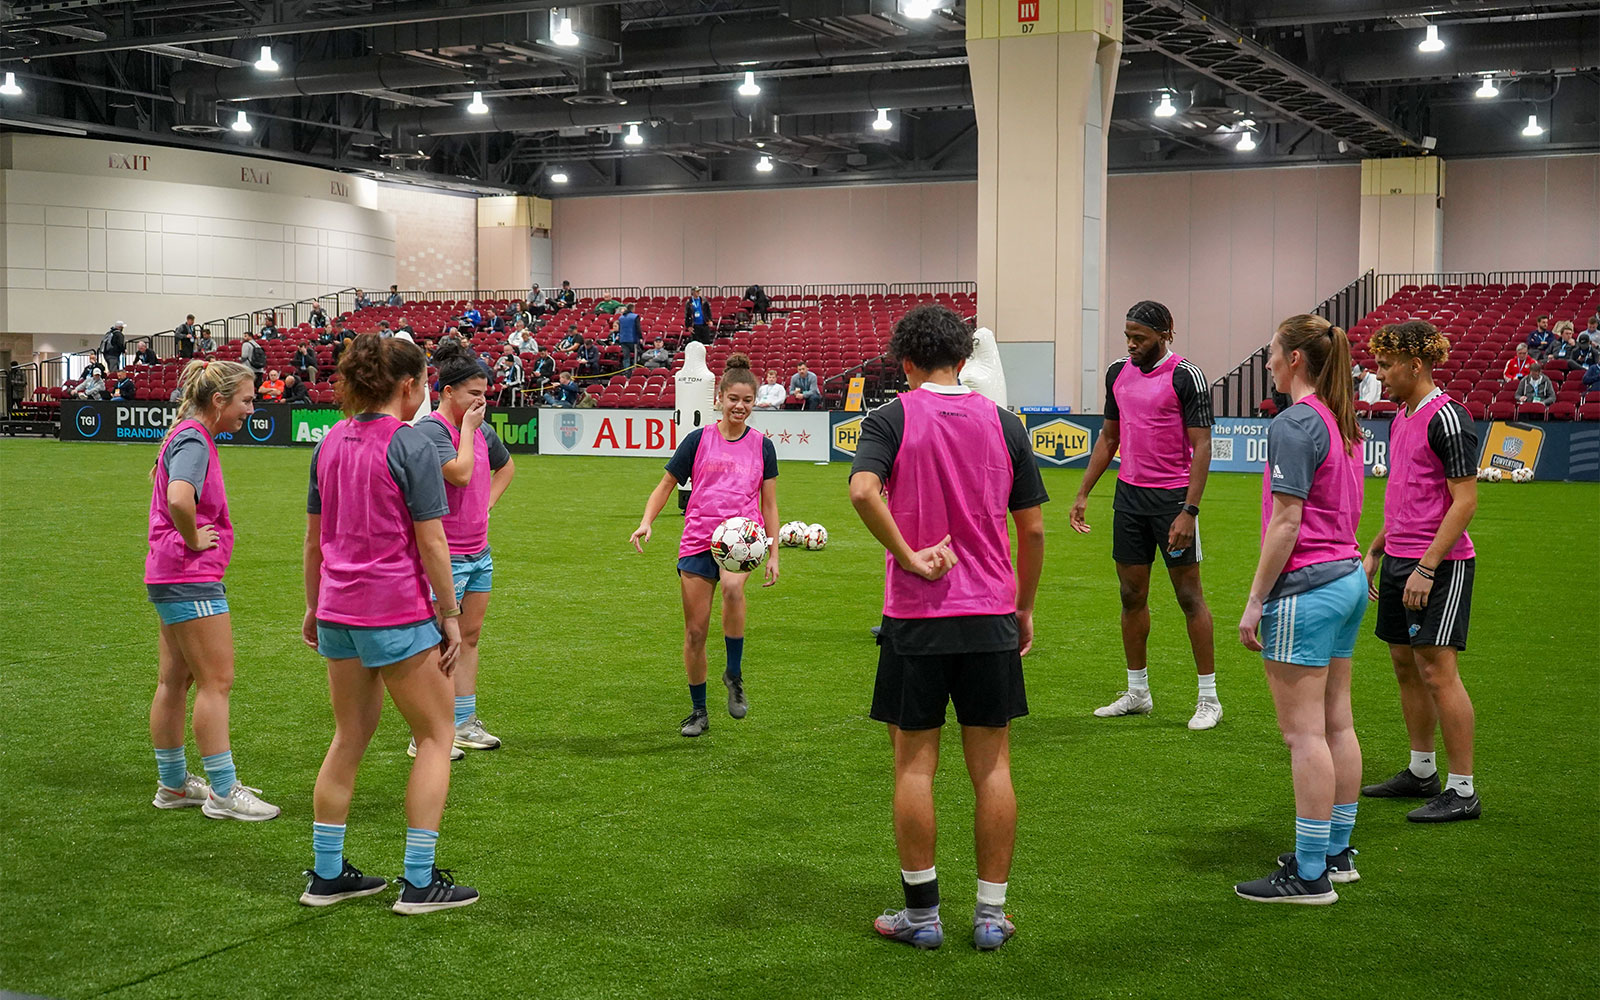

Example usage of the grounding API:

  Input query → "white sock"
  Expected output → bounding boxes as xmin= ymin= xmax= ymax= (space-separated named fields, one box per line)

xmin=1409 ymin=751 xmax=1437 ymax=778
xmin=901 ymin=866 xmax=937 ymax=885
xmin=1197 ymin=674 xmax=1217 ymax=700
xmin=1127 ymin=668 xmax=1149 ymax=693
xmin=1446 ymin=773 xmax=1474 ymax=797
xmin=976 ymin=879 xmax=1007 ymax=906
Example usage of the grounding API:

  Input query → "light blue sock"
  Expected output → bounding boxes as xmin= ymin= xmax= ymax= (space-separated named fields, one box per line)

xmin=454 ymin=694 xmax=476 ymax=727
xmin=1329 ymin=802 xmax=1358 ymax=855
xmin=155 ymin=746 xmax=188 ymax=790
xmin=404 ymin=828 xmax=439 ymax=889
xmin=312 ymin=822 xmax=346 ymax=880
xmin=724 ymin=636 xmax=744 ymax=681
xmin=1295 ymin=817 xmax=1331 ymax=880
xmin=200 ymin=749 xmax=237 ymax=797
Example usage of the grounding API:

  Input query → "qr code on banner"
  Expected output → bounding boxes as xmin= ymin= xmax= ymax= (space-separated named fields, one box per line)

xmin=1213 ymin=437 xmax=1234 ymax=462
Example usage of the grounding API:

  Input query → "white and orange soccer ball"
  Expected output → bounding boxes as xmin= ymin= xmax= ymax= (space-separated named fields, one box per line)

xmin=1511 ymin=467 xmax=1534 ymax=483
xmin=778 ymin=520 xmax=807 ymax=547
xmin=802 ymin=523 xmax=829 ymax=550
xmin=709 ymin=516 xmax=770 ymax=573
xmin=1484 ymin=467 xmax=1503 ymax=483
xmin=1371 ymin=463 xmax=1388 ymax=478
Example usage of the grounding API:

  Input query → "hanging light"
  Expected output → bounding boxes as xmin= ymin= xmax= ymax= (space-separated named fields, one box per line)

xmin=549 ymin=169 xmax=569 ymax=183
xmin=467 ymin=91 xmax=488 ymax=114
xmin=254 ymin=45 xmax=279 ymax=72
xmin=1154 ymin=92 xmax=1176 ymax=117
xmin=738 ymin=71 xmax=761 ymax=97
xmin=1522 ymin=113 xmax=1544 ymax=137
xmin=1236 ymin=129 xmax=1257 ymax=151
xmin=904 ymin=0 xmax=936 ymax=18
xmin=1475 ymin=76 xmax=1499 ymax=99
xmin=0 ymin=73 xmax=21 ymax=97
xmin=755 ymin=155 xmax=773 ymax=172
xmin=1418 ymin=24 xmax=1444 ymax=52
xmin=623 ymin=123 xmax=643 ymax=146
xmin=872 ymin=108 xmax=893 ymax=131
xmin=550 ymin=9 xmax=580 ymax=46
xmin=231 ymin=110 xmax=253 ymax=133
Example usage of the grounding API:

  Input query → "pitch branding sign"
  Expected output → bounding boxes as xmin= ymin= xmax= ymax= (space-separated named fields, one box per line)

xmin=59 ymin=401 xmax=290 ymax=445
xmin=1481 ymin=421 xmax=1544 ymax=473
xmin=540 ymin=408 xmax=680 ymax=457
xmin=484 ymin=409 xmax=539 ymax=452
xmin=829 ymin=413 xmax=864 ymax=462
xmin=746 ymin=411 xmax=829 ymax=462
xmin=291 ymin=408 xmax=344 ymax=443
xmin=1029 ymin=417 xmax=1092 ymax=466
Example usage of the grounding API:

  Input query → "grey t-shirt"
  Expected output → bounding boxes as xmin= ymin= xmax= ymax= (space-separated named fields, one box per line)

xmin=306 ymin=414 xmax=449 ymax=521
xmin=414 ymin=417 xmax=512 ymax=472
xmin=147 ymin=426 xmax=226 ymax=603
xmin=1265 ymin=403 xmax=1359 ymax=601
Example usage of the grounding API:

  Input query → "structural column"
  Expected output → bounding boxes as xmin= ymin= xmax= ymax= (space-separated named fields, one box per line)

xmin=1358 ymin=156 xmax=1446 ymax=276
xmin=968 ymin=0 xmax=1121 ymax=410
xmin=477 ymin=195 xmax=553 ymax=290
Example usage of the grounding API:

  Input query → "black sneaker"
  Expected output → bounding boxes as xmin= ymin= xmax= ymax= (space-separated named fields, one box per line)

xmin=299 ymin=858 xmax=389 ymax=906
xmin=1235 ymin=857 xmax=1338 ymax=905
xmin=680 ymin=708 xmax=710 ymax=737
xmin=1407 ymin=788 xmax=1482 ymax=823
xmin=1277 ymin=848 xmax=1360 ymax=884
xmin=1361 ymin=767 xmax=1441 ymax=799
xmin=723 ymin=671 xmax=748 ymax=720
xmin=392 ymin=867 xmax=479 ymax=915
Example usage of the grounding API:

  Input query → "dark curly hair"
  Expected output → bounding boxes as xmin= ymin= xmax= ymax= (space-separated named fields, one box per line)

xmin=430 ymin=337 xmax=487 ymax=390
xmin=336 ymin=333 xmax=426 ymax=415
xmin=720 ymin=352 xmax=758 ymax=395
xmin=1369 ymin=320 xmax=1449 ymax=367
xmin=889 ymin=304 xmax=973 ymax=371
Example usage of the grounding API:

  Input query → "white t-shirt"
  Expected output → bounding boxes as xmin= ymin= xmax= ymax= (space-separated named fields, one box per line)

xmin=755 ymin=383 xmax=785 ymax=409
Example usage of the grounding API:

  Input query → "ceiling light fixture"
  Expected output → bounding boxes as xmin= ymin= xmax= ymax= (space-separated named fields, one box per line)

xmin=467 ymin=91 xmax=488 ymax=114
xmin=905 ymin=0 xmax=936 ymax=18
xmin=550 ymin=10 xmax=580 ymax=47
xmin=872 ymin=108 xmax=892 ymax=131
xmin=254 ymin=45 xmax=278 ymax=72
xmin=549 ymin=169 xmax=569 ymax=183
xmin=738 ymin=71 xmax=761 ymax=97
xmin=756 ymin=155 xmax=773 ymax=172
xmin=1475 ymin=76 xmax=1499 ymax=99
xmin=231 ymin=110 xmax=252 ymax=133
xmin=1154 ymin=92 xmax=1175 ymax=117
xmin=1522 ymin=113 xmax=1544 ymax=137
xmin=1236 ymin=130 xmax=1257 ymax=151
xmin=624 ymin=123 xmax=643 ymax=145
xmin=0 ymin=73 xmax=21 ymax=97
xmin=1418 ymin=24 xmax=1444 ymax=53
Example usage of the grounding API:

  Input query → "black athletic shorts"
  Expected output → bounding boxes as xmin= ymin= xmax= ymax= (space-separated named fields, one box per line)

xmin=1375 ymin=555 xmax=1474 ymax=651
xmin=1112 ymin=508 xmax=1200 ymax=567
xmin=870 ymin=635 xmax=1027 ymax=731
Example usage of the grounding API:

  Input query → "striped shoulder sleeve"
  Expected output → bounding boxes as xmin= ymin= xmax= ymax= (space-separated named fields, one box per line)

xmin=1426 ymin=400 xmax=1478 ymax=480
xmin=1173 ymin=359 xmax=1213 ymax=427
xmin=1104 ymin=357 xmax=1129 ymax=421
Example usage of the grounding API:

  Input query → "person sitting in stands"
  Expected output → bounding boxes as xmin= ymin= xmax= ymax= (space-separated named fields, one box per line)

xmin=1515 ymin=361 xmax=1555 ymax=410
xmin=1503 ymin=342 xmax=1533 ymax=383
xmin=134 ymin=340 xmax=160 ymax=366
xmin=74 ymin=371 xmax=107 ymax=400
xmin=260 ymin=369 xmax=285 ymax=402
xmin=529 ymin=349 xmax=557 ymax=389
xmin=462 ymin=306 xmax=483 ymax=329
xmin=1570 ymin=333 xmax=1598 ymax=369
xmin=282 ymin=373 xmax=311 ymax=406
xmin=1526 ymin=314 xmax=1554 ymax=360
xmin=386 ymin=284 xmax=403 ymax=307
xmin=1583 ymin=360 xmax=1600 ymax=392
xmin=291 ymin=343 xmax=319 ymax=385
xmin=641 ymin=338 xmax=672 ymax=370
xmin=494 ymin=348 xmax=524 ymax=405
xmin=543 ymin=370 xmax=586 ymax=407
xmin=755 ymin=369 xmax=785 ymax=410
xmin=1353 ymin=363 xmax=1382 ymax=404
xmin=309 ymin=304 xmax=329 ymax=330
xmin=788 ymin=362 xmax=824 ymax=411
xmin=577 ymin=339 xmax=601 ymax=376
xmin=197 ymin=328 xmax=217 ymax=355
xmin=557 ymin=326 xmax=583 ymax=353
xmin=259 ymin=314 xmax=280 ymax=341
xmin=354 ymin=288 xmax=373 ymax=310
xmin=556 ymin=281 xmax=576 ymax=310
xmin=113 ymin=372 xmax=136 ymax=400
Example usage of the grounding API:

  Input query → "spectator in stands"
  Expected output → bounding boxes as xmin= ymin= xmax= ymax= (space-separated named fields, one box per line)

xmin=1583 ymin=359 xmax=1600 ymax=392
xmin=507 ymin=325 xmax=528 ymax=354
xmin=386 ymin=284 xmax=403 ymax=307
xmin=557 ymin=326 xmax=583 ymax=353
xmin=577 ymin=339 xmax=601 ymax=376
xmin=1353 ymin=363 xmax=1382 ymax=404
xmin=74 ymin=370 xmax=107 ymax=400
xmin=1571 ymin=333 xmax=1598 ymax=369
xmin=421 ymin=338 xmax=437 ymax=361
xmin=642 ymin=337 xmax=672 ymax=370
xmin=134 ymin=340 xmax=160 ymax=366
xmin=1516 ymin=361 xmax=1555 ymax=410
xmin=309 ymin=304 xmax=328 ymax=330
xmin=1585 ymin=316 xmax=1600 ymax=343
xmin=175 ymin=315 xmax=197 ymax=359
xmin=494 ymin=349 xmax=524 ymax=405
xmin=100 ymin=321 xmax=126 ymax=371
xmin=239 ymin=331 xmax=266 ymax=388
xmin=1526 ymin=314 xmax=1554 ymax=359
xmin=113 ymin=372 xmax=136 ymax=400
xmin=317 ymin=325 xmax=340 ymax=346
xmin=354 ymin=288 xmax=373 ymax=310
xmin=529 ymin=349 xmax=557 ymax=388
xmin=615 ymin=304 xmax=643 ymax=368
xmin=377 ymin=320 xmax=393 ymax=338
xmin=1548 ymin=320 xmax=1577 ymax=361
xmin=685 ymin=287 xmax=714 ymax=344
xmin=527 ymin=286 xmax=545 ymax=317
xmin=1503 ymin=342 xmax=1533 ymax=383
xmin=755 ymin=369 xmax=785 ymax=410
xmin=197 ymin=328 xmax=216 ymax=355
xmin=282 ymin=373 xmax=311 ymax=406
xmin=259 ymin=313 xmax=280 ymax=340
xmin=291 ymin=343 xmax=319 ymax=385
xmin=788 ymin=362 xmax=823 ymax=411
xmin=543 ymin=370 xmax=586 ymax=407
xmin=744 ymin=284 xmax=771 ymax=322
xmin=84 ymin=355 xmax=107 ymax=379
xmin=463 ymin=305 xmax=483 ymax=328
xmin=556 ymin=281 xmax=576 ymax=310
xmin=260 ymin=369 xmax=285 ymax=402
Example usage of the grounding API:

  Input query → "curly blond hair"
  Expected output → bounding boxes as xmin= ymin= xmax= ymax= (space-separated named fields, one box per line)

xmin=1369 ymin=320 xmax=1449 ymax=367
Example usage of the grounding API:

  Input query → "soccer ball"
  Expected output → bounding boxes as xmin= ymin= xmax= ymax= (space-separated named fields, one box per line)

xmin=1485 ymin=467 xmax=1503 ymax=483
xmin=1371 ymin=462 xmax=1388 ymax=478
xmin=1512 ymin=467 xmax=1534 ymax=483
xmin=1476 ymin=467 xmax=1491 ymax=481
xmin=709 ymin=516 xmax=771 ymax=573
xmin=802 ymin=523 xmax=829 ymax=550
xmin=778 ymin=520 xmax=807 ymax=547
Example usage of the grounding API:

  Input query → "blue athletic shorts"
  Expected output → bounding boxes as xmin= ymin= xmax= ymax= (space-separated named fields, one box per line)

xmin=317 ymin=619 xmax=442 ymax=668
xmin=153 ymin=598 xmax=230 ymax=626
xmin=451 ymin=548 xmax=494 ymax=600
xmin=1260 ymin=566 xmax=1369 ymax=667
xmin=676 ymin=549 xmax=720 ymax=582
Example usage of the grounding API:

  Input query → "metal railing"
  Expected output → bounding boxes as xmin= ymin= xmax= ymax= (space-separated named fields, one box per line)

xmin=806 ymin=283 xmax=891 ymax=300
xmin=887 ymin=281 xmax=978 ymax=297
xmin=1315 ymin=270 xmax=1377 ymax=333
xmin=823 ymin=352 xmax=906 ymax=409
xmin=1486 ymin=270 xmax=1600 ymax=287
xmin=1374 ymin=272 xmax=1488 ymax=300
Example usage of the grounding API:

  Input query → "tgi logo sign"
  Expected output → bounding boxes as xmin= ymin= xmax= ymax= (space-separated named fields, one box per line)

xmin=75 ymin=408 xmax=101 ymax=438
xmin=247 ymin=413 xmax=275 ymax=443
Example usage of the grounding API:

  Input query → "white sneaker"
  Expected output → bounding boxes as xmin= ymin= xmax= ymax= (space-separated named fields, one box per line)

xmin=1094 ymin=689 xmax=1153 ymax=717
xmin=152 ymin=772 xmax=211 ymax=809
xmin=408 ymin=738 xmax=465 ymax=761
xmin=453 ymin=716 xmax=501 ymax=751
xmin=1187 ymin=697 xmax=1224 ymax=730
xmin=201 ymin=783 xmax=281 ymax=822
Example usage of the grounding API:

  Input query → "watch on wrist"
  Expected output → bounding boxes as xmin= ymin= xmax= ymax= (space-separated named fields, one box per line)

xmin=1181 ymin=503 xmax=1200 ymax=517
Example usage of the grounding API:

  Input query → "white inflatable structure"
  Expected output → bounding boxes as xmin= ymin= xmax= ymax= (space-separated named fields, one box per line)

xmin=960 ymin=326 xmax=1009 ymax=408
xmin=673 ymin=341 xmax=717 ymax=505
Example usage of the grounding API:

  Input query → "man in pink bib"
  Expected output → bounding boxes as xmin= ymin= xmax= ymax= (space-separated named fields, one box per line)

xmin=1072 ymin=300 xmax=1221 ymax=730
xmin=850 ymin=304 xmax=1047 ymax=952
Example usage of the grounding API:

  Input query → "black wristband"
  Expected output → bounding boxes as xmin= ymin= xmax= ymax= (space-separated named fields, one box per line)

xmin=1181 ymin=503 xmax=1200 ymax=517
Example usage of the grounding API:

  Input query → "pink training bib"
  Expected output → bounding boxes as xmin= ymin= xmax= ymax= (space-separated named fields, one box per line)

xmin=1262 ymin=394 xmax=1363 ymax=573
xmin=884 ymin=388 xmax=1016 ymax=619
xmin=426 ymin=413 xmax=491 ymax=555
xmin=1114 ymin=352 xmax=1193 ymax=490
xmin=145 ymin=418 xmax=233 ymax=585
xmin=680 ymin=424 xmax=765 ymax=559
xmin=1384 ymin=392 xmax=1474 ymax=561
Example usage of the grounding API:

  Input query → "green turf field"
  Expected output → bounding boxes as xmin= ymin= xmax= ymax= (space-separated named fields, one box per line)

xmin=1 ymin=437 xmax=1596 ymax=1000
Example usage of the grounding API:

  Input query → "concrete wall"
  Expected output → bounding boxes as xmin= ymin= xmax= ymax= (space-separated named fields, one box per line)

xmin=1442 ymin=153 xmax=1600 ymax=274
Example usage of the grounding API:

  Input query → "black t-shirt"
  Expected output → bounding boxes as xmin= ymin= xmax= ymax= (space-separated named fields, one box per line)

xmin=849 ymin=386 xmax=1049 ymax=653
xmin=1420 ymin=397 xmax=1479 ymax=480
xmin=665 ymin=426 xmax=779 ymax=484
xmin=1103 ymin=354 xmax=1211 ymax=516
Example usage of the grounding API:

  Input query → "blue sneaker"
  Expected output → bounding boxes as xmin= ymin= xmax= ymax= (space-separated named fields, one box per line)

xmin=973 ymin=915 xmax=1016 ymax=951
xmin=873 ymin=909 xmax=943 ymax=950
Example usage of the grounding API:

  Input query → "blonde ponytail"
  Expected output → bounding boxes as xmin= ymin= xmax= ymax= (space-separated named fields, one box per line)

xmin=174 ymin=359 xmax=254 ymax=424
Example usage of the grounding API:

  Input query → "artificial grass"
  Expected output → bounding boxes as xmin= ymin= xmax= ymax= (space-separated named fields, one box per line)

xmin=0 ymin=438 xmax=1595 ymax=1000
